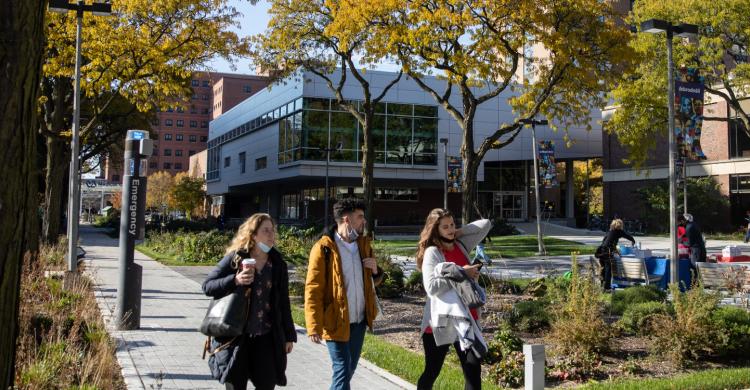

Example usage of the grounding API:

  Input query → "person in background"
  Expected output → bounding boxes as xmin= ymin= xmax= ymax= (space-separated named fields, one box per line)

xmin=416 ymin=209 xmax=491 ymax=390
xmin=682 ymin=213 xmax=706 ymax=268
xmin=744 ymin=210 xmax=750 ymax=243
xmin=202 ymin=213 xmax=296 ymax=390
xmin=599 ymin=218 xmax=636 ymax=291
xmin=677 ymin=220 xmax=690 ymax=259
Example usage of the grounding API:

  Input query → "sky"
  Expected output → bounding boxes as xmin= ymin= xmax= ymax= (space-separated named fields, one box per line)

xmin=205 ymin=0 xmax=271 ymax=75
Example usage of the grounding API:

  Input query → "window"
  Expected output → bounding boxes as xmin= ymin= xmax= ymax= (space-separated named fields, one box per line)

xmin=191 ymin=79 xmax=199 ymax=87
xmin=167 ymin=107 xmax=174 ymax=112
xmin=153 ymin=148 xmax=158 ymax=156
xmin=190 ymin=106 xmax=197 ymax=114
xmin=255 ymin=156 xmax=267 ymax=170
xmin=202 ymin=94 xmax=209 ymax=100
xmin=176 ymin=134 xmax=184 ymax=141
xmin=730 ymin=118 xmax=750 ymax=158
xmin=243 ymin=85 xmax=252 ymax=93
xmin=175 ymin=150 xmax=183 ymax=157
xmin=200 ymin=135 xmax=208 ymax=142
xmin=190 ymin=120 xmax=197 ymax=128
xmin=224 ymin=156 xmax=231 ymax=167
xmin=164 ymin=133 xmax=172 ymax=140
xmin=375 ymin=188 xmax=418 ymax=201
xmin=189 ymin=135 xmax=197 ymax=142
xmin=165 ymin=119 xmax=173 ymax=127
xmin=201 ymin=121 xmax=208 ymax=128
xmin=175 ymin=162 xmax=182 ymax=170
xmin=151 ymin=118 xmax=159 ymax=126
xmin=202 ymin=108 xmax=209 ymax=115
xmin=280 ymin=193 xmax=300 ymax=219
xmin=163 ymin=162 xmax=171 ymax=169
xmin=192 ymin=93 xmax=198 ymax=100
xmin=113 ymin=174 xmax=120 ymax=182
xmin=239 ymin=152 xmax=246 ymax=173
xmin=176 ymin=120 xmax=184 ymax=128
xmin=149 ymin=162 xmax=157 ymax=169
xmin=176 ymin=107 xmax=184 ymax=113
xmin=202 ymin=80 xmax=210 ymax=87
xmin=164 ymin=149 xmax=172 ymax=156
xmin=188 ymin=150 xmax=196 ymax=156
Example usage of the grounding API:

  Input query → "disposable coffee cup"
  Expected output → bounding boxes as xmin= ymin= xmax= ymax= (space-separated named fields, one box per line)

xmin=241 ymin=258 xmax=256 ymax=272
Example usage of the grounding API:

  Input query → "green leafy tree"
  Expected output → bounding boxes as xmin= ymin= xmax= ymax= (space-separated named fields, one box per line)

xmin=356 ymin=0 xmax=635 ymax=222
xmin=636 ymin=177 xmax=730 ymax=232
xmin=169 ymin=173 xmax=206 ymax=220
xmin=39 ymin=0 xmax=249 ymax=242
xmin=608 ymin=0 xmax=750 ymax=168
xmin=253 ymin=0 xmax=403 ymax=234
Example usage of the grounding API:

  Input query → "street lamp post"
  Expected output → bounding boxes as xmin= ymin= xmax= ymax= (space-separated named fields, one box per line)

xmin=321 ymin=141 xmax=343 ymax=228
xmin=439 ymin=138 xmax=449 ymax=209
xmin=521 ymin=118 xmax=549 ymax=256
xmin=641 ymin=19 xmax=698 ymax=285
xmin=49 ymin=0 xmax=112 ymax=274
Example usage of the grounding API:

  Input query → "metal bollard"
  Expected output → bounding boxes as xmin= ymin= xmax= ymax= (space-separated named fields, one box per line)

xmin=523 ymin=344 xmax=545 ymax=390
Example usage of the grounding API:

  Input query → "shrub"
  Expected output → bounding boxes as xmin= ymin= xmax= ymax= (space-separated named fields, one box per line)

xmin=162 ymin=219 xmax=215 ymax=232
xmin=509 ymin=299 xmax=550 ymax=332
xmin=176 ymin=230 xmax=232 ymax=263
xmin=547 ymin=257 xmax=611 ymax=371
xmin=610 ymin=285 xmax=667 ymax=315
xmin=489 ymin=218 xmax=518 ymax=236
xmin=649 ymin=284 xmax=721 ymax=367
xmin=276 ymin=225 xmax=316 ymax=265
xmin=375 ymin=253 xmax=405 ymax=298
xmin=711 ymin=306 xmax=750 ymax=358
xmin=617 ymin=301 xmax=673 ymax=335
xmin=405 ymin=270 xmax=423 ymax=293
xmin=484 ymin=322 xmax=523 ymax=364
xmin=488 ymin=351 xmax=524 ymax=388
xmin=93 ymin=211 xmax=119 ymax=228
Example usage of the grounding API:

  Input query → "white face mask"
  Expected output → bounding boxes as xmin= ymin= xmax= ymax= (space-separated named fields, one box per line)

xmin=347 ymin=224 xmax=359 ymax=241
xmin=257 ymin=241 xmax=272 ymax=253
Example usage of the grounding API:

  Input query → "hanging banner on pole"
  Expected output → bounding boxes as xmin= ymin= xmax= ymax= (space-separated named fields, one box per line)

xmin=675 ymin=68 xmax=707 ymax=160
xmin=537 ymin=140 xmax=557 ymax=188
xmin=447 ymin=156 xmax=462 ymax=193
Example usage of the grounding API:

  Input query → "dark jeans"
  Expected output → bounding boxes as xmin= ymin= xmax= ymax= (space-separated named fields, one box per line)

xmin=745 ymin=229 xmax=750 ymax=243
xmin=417 ymin=332 xmax=481 ymax=390
xmin=599 ymin=255 xmax=613 ymax=290
xmin=225 ymin=333 xmax=276 ymax=390
xmin=325 ymin=321 xmax=367 ymax=390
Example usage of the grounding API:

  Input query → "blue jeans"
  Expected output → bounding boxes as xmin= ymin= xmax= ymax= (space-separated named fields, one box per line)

xmin=326 ymin=321 xmax=367 ymax=390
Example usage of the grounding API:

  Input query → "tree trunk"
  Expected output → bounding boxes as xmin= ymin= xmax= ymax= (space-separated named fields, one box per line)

xmin=361 ymin=113 xmax=376 ymax=236
xmin=461 ymin=119 xmax=478 ymax=224
xmin=42 ymin=137 xmax=69 ymax=244
xmin=0 ymin=1 xmax=45 ymax=387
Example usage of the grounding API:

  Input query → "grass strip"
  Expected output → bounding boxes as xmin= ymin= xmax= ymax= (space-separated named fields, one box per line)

xmin=135 ymin=245 xmax=210 ymax=266
xmin=375 ymin=235 xmax=597 ymax=258
xmin=289 ymin=304 xmax=500 ymax=390
xmin=580 ymin=367 xmax=750 ymax=390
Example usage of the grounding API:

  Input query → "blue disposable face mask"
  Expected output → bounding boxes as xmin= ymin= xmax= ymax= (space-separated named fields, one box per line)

xmin=347 ymin=224 xmax=359 ymax=241
xmin=257 ymin=241 xmax=272 ymax=253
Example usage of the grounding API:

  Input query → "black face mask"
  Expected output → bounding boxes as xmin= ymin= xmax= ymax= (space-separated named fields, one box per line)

xmin=439 ymin=235 xmax=455 ymax=244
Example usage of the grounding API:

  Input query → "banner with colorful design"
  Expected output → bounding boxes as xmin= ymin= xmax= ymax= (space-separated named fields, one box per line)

xmin=447 ymin=156 xmax=462 ymax=193
xmin=675 ymin=68 xmax=707 ymax=160
xmin=538 ymin=141 xmax=557 ymax=188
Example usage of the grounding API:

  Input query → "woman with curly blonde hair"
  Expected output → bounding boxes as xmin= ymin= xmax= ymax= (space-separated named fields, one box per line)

xmin=202 ymin=213 xmax=296 ymax=390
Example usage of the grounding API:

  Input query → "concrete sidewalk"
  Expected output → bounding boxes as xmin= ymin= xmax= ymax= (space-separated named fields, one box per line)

xmin=79 ymin=226 xmax=413 ymax=390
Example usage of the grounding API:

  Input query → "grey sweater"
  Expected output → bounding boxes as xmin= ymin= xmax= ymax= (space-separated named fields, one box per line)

xmin=420 ymin=219 xmax=492 ymax=334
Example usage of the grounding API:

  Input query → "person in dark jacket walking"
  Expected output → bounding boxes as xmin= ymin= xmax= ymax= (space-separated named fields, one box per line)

xmin=680 ymin=213 xmax=706 ymax=267
xmin=598 ymin=218 xmax=635 ymax=290
xmin=202 ymin=213 xmax=297 ymax=390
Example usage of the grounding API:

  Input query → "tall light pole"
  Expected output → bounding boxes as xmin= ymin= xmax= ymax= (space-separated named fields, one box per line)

xmin=641 ymin=19 xmax=699 ymax=285
xmin=49 ymin=0 xmax=112 ymax=274
xmin=521 ymin=118 xmax=549 ymax=256
xmin=321 ymin=141 xmax=343 ymax=228
xmin=439 ymin=138 xmax=449 ymax=209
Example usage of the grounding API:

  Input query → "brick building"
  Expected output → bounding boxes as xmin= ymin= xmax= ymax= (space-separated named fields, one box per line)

xmin=602 ymin=95 xmax=750 ymax=232
xmin=102 ymin=71 xmax=269 ymax=182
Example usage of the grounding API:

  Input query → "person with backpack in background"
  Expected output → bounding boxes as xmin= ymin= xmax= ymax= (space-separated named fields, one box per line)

xmin=304 ymin=198 xmax=383 ymax=390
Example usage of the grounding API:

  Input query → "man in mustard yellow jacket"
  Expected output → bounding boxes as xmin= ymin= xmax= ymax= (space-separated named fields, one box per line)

xmin=305 ymin=198 xmax=383 ymax=390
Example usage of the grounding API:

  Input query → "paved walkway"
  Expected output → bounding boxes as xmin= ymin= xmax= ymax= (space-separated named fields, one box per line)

xmin=79 ymin=226 xmax=414 ymax=390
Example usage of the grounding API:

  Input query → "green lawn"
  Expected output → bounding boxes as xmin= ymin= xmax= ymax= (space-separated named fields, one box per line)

xmin=580 ymin=367 xmax=750 ymax=390
xmin=374 ymin=235 xmax=596 ymax=258
xmin=289 ymin=303 xmax=501 ymax=390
